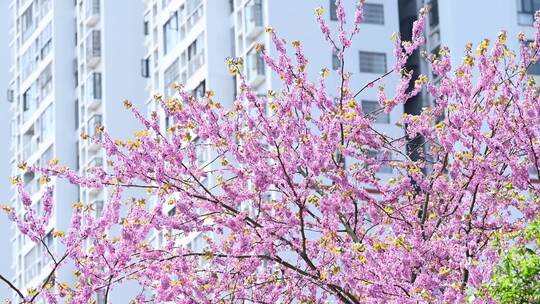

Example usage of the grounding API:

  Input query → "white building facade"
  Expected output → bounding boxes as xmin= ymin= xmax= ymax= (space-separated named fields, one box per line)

xmin=7 ymin=0 xmax=146 ymax=301
xmin=142 ymin=0 xmax=403 ymax=214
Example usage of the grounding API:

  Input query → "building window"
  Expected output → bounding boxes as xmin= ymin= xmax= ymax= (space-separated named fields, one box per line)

xmin=86 ymin=30 xmax=101 ymax=62
xmin=329 ymin=0 xmax=338 ymax=21
xmin=96 ymin=291 xmax=106 ymax=304
xmin=75 ymin=99 xmax=79 ymax=130
xmin=94 ymin=200 xmax=104 ymax=218
xmin=247 ymin=48 xmax=265 ymax=84
xmin=7 ymin=88 xmax=13 ymax=103
xmin=143 ymin=21 xmax=149 ymax=36
xmin=193 ymin=80 xmax=205 ymax=98
xmin=39 ymin=23 xmax=52 ymax=60
xmin=24 ymin=246 xmax=39 ymax=284
xmin=23 ymin=88 xmax=32 ymax=112
xmin=359 ymin=51 xmax=387 ymax=74
xmin=195 ymin=137 xmax=208 ymax=169
xmin=39 ymin=65 xmax=53 ymax=99
xmin=187 ymin=33 xmax=205 ymax=76
xmin=41 ymin=146 xmax=53 ymax=167
xmin=88 ymin=114 xmax=102 ymax=138
xmin=367 ymin=150 xmax=393 ymax=174
xmin=21 ymin=3 xmax=35 ymax=42
xmin=364 ymin=3 xmax=384 ymax=25
xmin=40 ymin=105 xmax=54 ymax=142
xmin=187 ymin=37 xmax=200 ymax=61
xmin=87 ymin=73 xmax=102 ymax=99
xmin=517 ymin=0 xmax=540 ymax=25
xmin=141 ymin=57 xmax=150 ymax=78
xmin=332 ymin=51 xmax=341 ymax=70
xmin=362 ymin=100 xmax=389 ymax=124
xmin=527 ymin=40 xmax=540 ymax=74
xmin=163 ymin=12 xmax=179 ymax=54
xmin=186 ymin=0 xmax=202 ymax=15
xmin=428 ymin=0 xmax=439 ymax=27
xmin=164 ymin=59 xmax=179 ymax=97
xmin=245 ymin=0 xmax=263 ymax=34
xmin=85 ymin=0 xmax=100 ymax=18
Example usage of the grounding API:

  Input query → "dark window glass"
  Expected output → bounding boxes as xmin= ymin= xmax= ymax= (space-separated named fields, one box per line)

xmin=359 ymin=51 xmax=387 ymax=74
xmin=364 ymin=3 xmax=384 ymax=25
xmin=329 ymin=0 xmax=338 ymax=20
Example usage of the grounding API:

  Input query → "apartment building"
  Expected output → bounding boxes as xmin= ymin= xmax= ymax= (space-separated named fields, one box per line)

xmin=7 ymin=0 xmax=77 ymax=295
xmin=400 ymin=0 xmax=540 ymax=113
xmin=399 ymin=0 xmax=540 ymax=160
xmin=140 ymin=0 xmax=403 ymax=270
xmin=143 ymin=0 xmax=402 ymax=136
xmin=7 ymin=0 xmax=146 ymax=301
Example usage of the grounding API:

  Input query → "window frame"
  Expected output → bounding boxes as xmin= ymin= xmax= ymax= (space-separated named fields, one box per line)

xmin=359 ymin=51 xmax=387 ymax=74
xmin=363 ymin=3 xmax=385 ymax=25
xmin=163 ymin=11 xmax=179 ymax=54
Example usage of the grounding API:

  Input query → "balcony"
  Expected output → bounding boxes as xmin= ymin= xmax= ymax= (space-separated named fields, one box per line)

xmin=23 ymin=98 xmax=39 ymax=122
xmin=87 ymin=156 xmax=103 ymax=169
xmin=141 ymin=58 xmax=150 ymax=78
xmin=84 ymin=0 xmax=100 ymax=27
xmin=87 ymin=114 xmax=102 ymax=151
xmin=247 ymin=50 xmax=265 ymax=87
xmin=85 ymin=31 xmax=101 ymax=69
xmin=93 ymin=200 xmax=104 ymax=218
xmin=187 ymin=52 xmax=205 ymax=78
xmin=23 ymin=172 xmax=40 ymax=197
xmin=185 ymin=1 xmax=204 ymax=30
xmin=85 ymin=73 xmax=102 ymax=110
xmin=38 ymin=0 xmax=52 ymax=20
xmin=244 ymin=0 xmax=263 ymax=39
xmin=22 ymin=137 xmax=38 ymax=160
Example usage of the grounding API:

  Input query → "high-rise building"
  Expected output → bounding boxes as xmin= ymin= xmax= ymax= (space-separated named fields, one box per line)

xmin=141 ymin=0 xmax=403 ymax=259
xmin=399 ymin=0 xmax=540 ymax=160
xmin=6 ymin=0 xmax=146 ymax=300
xmin=7 ymin=0 xmax=77 ymax=295
xmin=143 ymin=0 xmax=402 ymax=133
xmin=400 ymin=0 xmax=540 ymax=113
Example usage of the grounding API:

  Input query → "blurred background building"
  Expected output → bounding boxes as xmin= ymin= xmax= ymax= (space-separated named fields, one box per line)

xmin=1 ymin=0 xmax=539 ymax=301
xmin=4 ymin=0 xmax=146 ymax=301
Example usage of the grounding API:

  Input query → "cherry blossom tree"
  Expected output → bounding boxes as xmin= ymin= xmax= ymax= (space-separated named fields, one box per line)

xmin=4 ymin=1 xmax=540 ymax=303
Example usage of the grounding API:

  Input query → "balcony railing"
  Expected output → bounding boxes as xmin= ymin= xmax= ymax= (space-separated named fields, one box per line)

xmin=86 ymin=73 xmax=102 ymax=109
xmin=247 ymin=51 xmax=265 ymax=86
xmin=187 ymin=52 xmax=205 ymax=77
xmin=85 ymin=31 xmax=101 ymax=68
xmin=23 ymin=138 xmax=38 ymax=160
xmin=94 ymin=200 xmax=104 ymax=218
xmin=85 ymin=0 xmax=100 ymax=26
xmin=88 ymin=114 xmax=102 ymax=139
xmin=24 ymin=177 xmax=40 ymax=196
xmin=185 ymin=2 xmax=204 ymax=30
xmin=245 ymin=0 xmax=263 ymax=39
xmin=23 ymin=98 xmax=39 ymax=122
xmin=87 ymin=156 xmax=103 ymax=168
xmin=176 ymin=1 xmax=203 ymax=43
xmin=39 ymin=0 xmax=52 ymax=20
